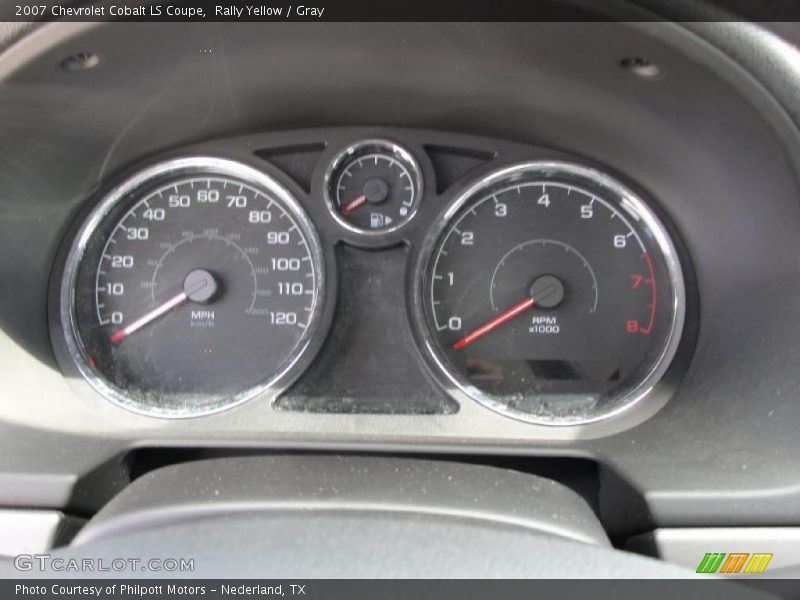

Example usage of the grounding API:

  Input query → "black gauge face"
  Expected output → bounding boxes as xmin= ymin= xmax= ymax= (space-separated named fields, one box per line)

xmin=421 ymin=163 xmax=684 ymax=425
xmin=326 ymin=140 xmax=422 ymax=234
xmin=62 ymin=158 xmax=325 ymax=417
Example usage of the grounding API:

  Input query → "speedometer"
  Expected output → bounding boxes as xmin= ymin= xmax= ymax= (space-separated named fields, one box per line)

xmin=59 ymin=157 xmax=326 ymax=417
xmin=417 ymin=162 xmax=685 ymax=425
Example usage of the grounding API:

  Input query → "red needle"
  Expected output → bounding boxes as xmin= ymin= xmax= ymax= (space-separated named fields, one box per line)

xmin=341 ymin=194 xmax=367 ymax=216
xmin=108 ymin=269 xmax=217 ymax=346
xmin=453 ymin=296 xmax=536 ymax=351
xmin=109 ymin=291 xmax=188 ymax=345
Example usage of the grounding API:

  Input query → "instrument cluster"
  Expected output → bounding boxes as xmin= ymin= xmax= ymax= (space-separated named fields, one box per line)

xmin=51 ymin=129 xmax=692 ymax=427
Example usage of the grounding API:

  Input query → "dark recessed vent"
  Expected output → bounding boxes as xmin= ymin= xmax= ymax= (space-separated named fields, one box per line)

xmin=255 ymin=143 xmax=326 ymax=193
xmin=424 ymin=145 xmax=495 ymax=195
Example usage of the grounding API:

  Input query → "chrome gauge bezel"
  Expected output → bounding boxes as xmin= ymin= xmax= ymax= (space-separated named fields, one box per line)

xmin=323 ymin=139 xmax=424 ymax=237
xmin=59 ymin=157 xmax=327 ymax=418
xmin=413 ymin=161 xmax=686 ymax=426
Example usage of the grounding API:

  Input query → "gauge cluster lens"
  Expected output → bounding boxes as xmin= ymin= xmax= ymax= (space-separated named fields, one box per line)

xmin=325 ymin=140 xmax=422 ymax=234
xmin=61 ymin=158 xmax=325 ymax=417
xmin=420 ymin=162 xmax=685 ymax=425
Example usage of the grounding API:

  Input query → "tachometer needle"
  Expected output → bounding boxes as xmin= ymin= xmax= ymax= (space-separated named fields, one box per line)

xmin=109 ymin=291 xmax=188 ymax=345
xmin=453 ymin=296 xmax=536 ymax=351
xmin=341 ymin=194 xmax=367 ymax=216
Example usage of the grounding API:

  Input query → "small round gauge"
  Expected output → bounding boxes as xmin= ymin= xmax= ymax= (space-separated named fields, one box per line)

xmin=325 ymin=140 xmax=423 ymax=235
xmin=59 ymin=157 xmax=326 ymax=417
xmin=417 ymin=162 xmax=685 ymax=425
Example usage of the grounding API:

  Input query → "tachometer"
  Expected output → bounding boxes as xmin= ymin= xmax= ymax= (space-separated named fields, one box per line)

xmin=417 ymin=162 xmax=684 ymax=425
xmin=59 ymin=157 xmax=326 ymax=417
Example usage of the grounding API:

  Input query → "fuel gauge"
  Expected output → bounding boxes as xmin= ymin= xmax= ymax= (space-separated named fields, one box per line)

xmin=325 ymin=140 xmax=423 ymax=235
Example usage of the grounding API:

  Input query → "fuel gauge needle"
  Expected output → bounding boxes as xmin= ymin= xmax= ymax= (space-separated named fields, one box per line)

xmin=453 ymin=296 xmax=536 ymax=350
xmin=341 ymin=194 xmax=367 ymax=216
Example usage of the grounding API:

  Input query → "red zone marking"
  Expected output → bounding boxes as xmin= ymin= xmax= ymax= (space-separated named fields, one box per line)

xmin=638 ymin=252 xmax=656 ymax=335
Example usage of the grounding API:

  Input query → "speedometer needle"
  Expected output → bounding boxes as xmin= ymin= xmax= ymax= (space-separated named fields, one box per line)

xmin=453 ymin=296 xmax=536 ymax=350
xmin=110 ymin=291 xmax=188 ymax=345
xmin=109 ymin=269 xmax=218 ymax=345
xmin=341 ymin=194 xmax=367 ymax=216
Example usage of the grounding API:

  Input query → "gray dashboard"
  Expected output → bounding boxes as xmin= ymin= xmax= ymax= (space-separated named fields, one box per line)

xmin=1 ymin=17 xmax=800 ymax=565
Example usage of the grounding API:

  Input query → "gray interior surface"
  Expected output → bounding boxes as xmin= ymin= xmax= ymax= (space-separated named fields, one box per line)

xmin=70 ymin=456 xmax=609 ymax=547
xmin=0 ymin=514 xmax=745 ymax=582
xmin=1 ymin=14 xmax=800 ymax=568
